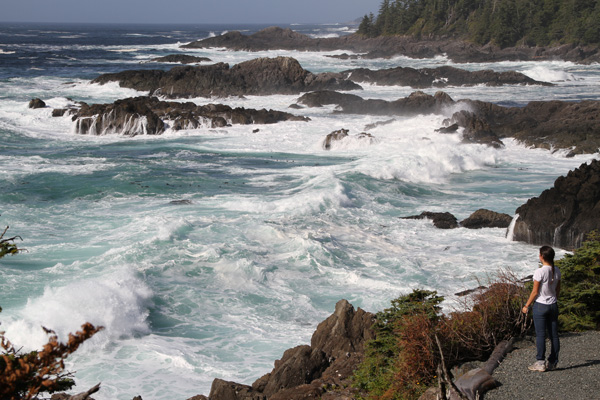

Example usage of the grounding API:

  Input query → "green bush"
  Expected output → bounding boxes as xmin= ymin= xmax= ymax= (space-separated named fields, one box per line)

xmin=556 ymin=231 xmax=600 ymax=331
xmin=352 ymin=289 xmax=443 ymax=399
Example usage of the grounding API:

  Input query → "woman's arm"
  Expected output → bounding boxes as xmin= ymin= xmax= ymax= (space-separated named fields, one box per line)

xmin=522 ymin=280 xmax=540 ymax=314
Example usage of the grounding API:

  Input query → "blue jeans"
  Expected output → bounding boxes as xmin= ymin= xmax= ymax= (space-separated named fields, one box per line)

xmin=532 ymin=302 xmax=560 ymax=363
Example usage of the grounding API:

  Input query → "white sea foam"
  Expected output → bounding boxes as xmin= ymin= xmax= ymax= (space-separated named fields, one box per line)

xmin=521 ymin=65 xmax=576 ymax=82
xmin=2 ymin=268 xmax=152 ymax=350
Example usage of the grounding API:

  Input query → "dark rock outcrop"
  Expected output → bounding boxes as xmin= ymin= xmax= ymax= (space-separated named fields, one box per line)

xmin=182 ymin=26 xmax=600 ymax=64
xmin=460 ymin=209 xmax=513 ymax=229
xmin=403 ymin=211 xmax=460 ymax=229
xmin=29 ymin=98 xmax=46 ymax=109
xmin=69 ymin=96 xmax=308 ymax=136
xmin=206 ymin=299 xmax=375 ymax=400
xmin=149 ymin=54 xmax=212 ymax=64
xmin=512 ymin=159 xmax=600 ymax=250
xmin=74 ymin=97 xmax=165 ymax=136
xmin=343 ymin=66 xmax=550 ymax=88
xmin=92 ymin=57 xmax=361 ymax=98
xmin=322 ymin=129 xmax=376 ymax=150
xmin=298 ymin=90 xmax=454 ymax=117
xmin=300 ymin=90 xmax=600 ymax=154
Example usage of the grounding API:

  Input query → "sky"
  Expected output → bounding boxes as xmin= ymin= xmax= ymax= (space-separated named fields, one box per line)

xmin=1 ymin=0 xmax=382 ymax=25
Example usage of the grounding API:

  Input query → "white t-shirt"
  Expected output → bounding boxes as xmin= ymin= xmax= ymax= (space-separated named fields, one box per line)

xmin=533 ymin=264 xmax=561 ymax=305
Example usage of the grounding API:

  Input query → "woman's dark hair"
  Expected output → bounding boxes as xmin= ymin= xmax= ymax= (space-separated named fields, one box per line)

xmin=540 ymin=245 xmax=556 ymax=282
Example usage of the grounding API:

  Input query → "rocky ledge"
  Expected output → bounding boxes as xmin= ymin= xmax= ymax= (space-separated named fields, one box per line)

xmin=297 ymin=90 xmax=600 ymax=154
xmin=92 ymin=56 xmax=360 ymax=98
xmin=148 ymin=54 xmax=212 ymax=64
xmin=402 ymin=209 xmax=513 ymax=230
xmin=54 ymin=96 xmax=308 ymax=136
xmin=182 ymin=26 xmax=600 ymax=64
xmin=513 ymin=159 xmax=600 ymax=250
xmin=341 ymin=65 xmax=550 ymax=88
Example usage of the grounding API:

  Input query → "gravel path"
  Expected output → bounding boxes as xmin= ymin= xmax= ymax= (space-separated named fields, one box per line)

xmin=484 ymin=330 xmax=600 ymax=400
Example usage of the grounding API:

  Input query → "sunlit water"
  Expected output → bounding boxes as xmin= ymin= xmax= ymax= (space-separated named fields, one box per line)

xmin=0 ymin=22 xmax=598 ymax=399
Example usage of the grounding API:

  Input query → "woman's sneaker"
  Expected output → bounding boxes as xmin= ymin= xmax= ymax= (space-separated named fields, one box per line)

xmin=546 ymin=361 xmax=558 ymax=371
xmin=528 ymin=360 xmax=547 ymax=372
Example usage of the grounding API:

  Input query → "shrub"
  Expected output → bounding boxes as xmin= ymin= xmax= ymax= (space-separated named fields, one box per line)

xmin=1 ymin=225 xmax=103 ymax=399
xmin=353 ymin=272 xmax=530 ymax=400
xmin=1 ymin=323 xmax=103 ymax=400
xmin=0 ymin=225 xmax=23 ymax=259
xmin=352 ymin=289 xmax=443 ymax=400
xmin=556 ymin=231 xmax=600 ymax=331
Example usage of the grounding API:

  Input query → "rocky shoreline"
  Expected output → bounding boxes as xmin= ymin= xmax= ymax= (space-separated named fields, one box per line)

xmin=182 ymin=26 xmax=600 ymax=64
xmin=30 ymin=26 xmax=599 ymax=400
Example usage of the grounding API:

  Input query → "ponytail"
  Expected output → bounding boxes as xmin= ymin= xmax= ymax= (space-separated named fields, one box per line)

xmin=540 ymin=245 xmax=556 ymax=282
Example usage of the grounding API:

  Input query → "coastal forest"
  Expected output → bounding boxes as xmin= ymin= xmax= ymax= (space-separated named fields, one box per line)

xmin=358 ymin=0 xmax=600 ymax=47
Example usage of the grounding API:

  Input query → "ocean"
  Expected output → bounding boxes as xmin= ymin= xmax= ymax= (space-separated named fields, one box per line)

xmin=0 ymin=22 xmax=598 ymax=399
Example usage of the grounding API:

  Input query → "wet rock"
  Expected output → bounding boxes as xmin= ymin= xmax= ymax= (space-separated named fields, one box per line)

xmin=322 ymin=128 xmax=349 ymax=150
xmin=253 ymin=345 xmax=329 ymax=397
xmin=74 ymin=97 xmax=164 ymax=136
xmin=29 ymin=98 xmax=46 ymax=109
xmin=343 ymin=65 xmax=550 ymax=88
xmin=70 ymin=96 xmax=308 ymax=136
xmin=149 ymin=54 xmax=212 ymax=64
xmin=460 ymin=209 xmax=513 ymax=229
xmin=512 ymin=159 xmax=600 ymax=250
xmin=299 ymin=90 xmax=454 ymax=116
xmin=92 ymin=56 xmax=360 ymax=98
xmin=403 ymin=211 xmax=460 ymax=229
xmin=435 ymin=123 xmax=459 ymax=133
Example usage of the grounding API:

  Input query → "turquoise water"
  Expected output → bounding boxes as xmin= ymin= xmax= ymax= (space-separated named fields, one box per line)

xmin=0 ymin=22 xmax=599 ymax=399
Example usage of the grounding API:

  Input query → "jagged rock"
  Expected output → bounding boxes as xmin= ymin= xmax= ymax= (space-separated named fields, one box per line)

xmin=403 ymin=211 xmax=460 ymax=229
xmin=322 ymin=129 xmax=377 ymax=150
xmin=512 ymin=159 xmax=600 ymax=250
xmin=299 ymin=90 xmax=454 ymax=117
xmin=149 ymin=54 xmax=212 ymax=64
xmin=322 ymin=128 xmax=349 ymax=150
xmin=343 ymin=65 xmax=550 ymax=88
xmin=29 ymin=98 xmax=46 ymax=109
xmin=311 ymin=299 xmax=375 ymax=359
xmin=436 ymin=123 xmax=459 ymax=133
xmin=203 ymin=300 xmax=374 ymax=400
xmin=185 ymin=396 xmax=208 ymax=400
xmin=460 ymin=209 xmax=513 ymax=229
xmin=69 ymin=96 xmax=308 ymax=136
xmin=252 ymin=345 xmax=329 ymax=397
xmin=92 ymin=56 xmax=361 ymax=98
xmin=208 ymin=379 xmax=263 ymax=400
xmin=74 ymin=97 xmax=165 ymax=136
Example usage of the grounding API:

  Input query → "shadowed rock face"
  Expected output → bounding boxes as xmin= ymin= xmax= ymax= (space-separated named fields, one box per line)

xmin=92 ymin=56 xmax=361 ymax=98
xmin=69 ymin=96 xmax=309 ymax=136
xmin=513 ymin=159 xmax=600 ymax=250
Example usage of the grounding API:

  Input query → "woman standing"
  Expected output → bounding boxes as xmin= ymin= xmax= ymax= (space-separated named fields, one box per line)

xmin=522 ymin=245 xmax=561 ymax=372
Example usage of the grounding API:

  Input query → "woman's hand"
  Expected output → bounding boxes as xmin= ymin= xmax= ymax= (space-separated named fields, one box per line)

xmin=522 ymin=306 xmax=529 ymax=314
